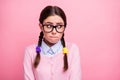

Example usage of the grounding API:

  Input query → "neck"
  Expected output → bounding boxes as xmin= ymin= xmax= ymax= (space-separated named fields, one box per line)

xmin=43 ymin=39 xmax=55 ymax=47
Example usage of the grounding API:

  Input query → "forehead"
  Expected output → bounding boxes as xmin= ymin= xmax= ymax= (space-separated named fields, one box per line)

xmin=43 ymin=15 xmax=64 ymax=24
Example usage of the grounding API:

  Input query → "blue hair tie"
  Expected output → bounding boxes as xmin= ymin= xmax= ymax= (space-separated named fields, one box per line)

xmin=36 ymin=46 xmax=41 ymax=53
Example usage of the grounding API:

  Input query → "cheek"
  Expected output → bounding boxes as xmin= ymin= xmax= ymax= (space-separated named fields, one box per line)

xmin=58 ymin=33 xmax=63 ymax=39
xmin=43 ymin=33 xmax=49 ymax=38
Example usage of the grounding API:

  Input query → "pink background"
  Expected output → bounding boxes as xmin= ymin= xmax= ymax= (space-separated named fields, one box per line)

xmin=0 ymin=0 xmax=120 ymax=80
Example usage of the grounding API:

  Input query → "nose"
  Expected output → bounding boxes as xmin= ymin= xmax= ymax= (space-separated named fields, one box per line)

xmin=52 ymin=28 xmax=57 ymax=33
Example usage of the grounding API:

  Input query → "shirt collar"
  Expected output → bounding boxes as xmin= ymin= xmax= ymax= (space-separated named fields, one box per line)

xmin=41 ymin=40 xmax=62 ymax=55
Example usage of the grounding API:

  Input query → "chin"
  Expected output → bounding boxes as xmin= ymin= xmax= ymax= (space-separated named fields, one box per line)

xmin=49 ymin=40 xmax=58 ymax=44
xmin=44 ymin=37 xmax=60 ymax=45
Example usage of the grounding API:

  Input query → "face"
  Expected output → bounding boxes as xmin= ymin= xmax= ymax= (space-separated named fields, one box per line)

xmin=39 ymin=15 xmax=65 ymax=45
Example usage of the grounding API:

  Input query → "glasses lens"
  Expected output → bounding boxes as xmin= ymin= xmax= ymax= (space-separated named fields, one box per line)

xmin=56 ymin=25 xmax=65 ymax=33
xmin=43 ymin=25 xmax=53 ymax=32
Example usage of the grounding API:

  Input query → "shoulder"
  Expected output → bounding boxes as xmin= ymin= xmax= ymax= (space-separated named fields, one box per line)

xmin=25 ymin=44 xmax=37 ymax=51
xmin=24 ymin=44 xmax=37 ymax=56
xmin=66 ymin=41 xmax=79 ymax=50
xmin=66 ymin=42 xmax=81 ymax=63
xmin=65 ymin=41 xmax=80 ymax=56
xmin=24 ymin=44 xmax=38 ymax=65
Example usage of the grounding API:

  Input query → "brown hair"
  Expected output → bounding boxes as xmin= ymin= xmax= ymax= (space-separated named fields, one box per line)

xmin=34 ymin=5 xmax=68 ymax=71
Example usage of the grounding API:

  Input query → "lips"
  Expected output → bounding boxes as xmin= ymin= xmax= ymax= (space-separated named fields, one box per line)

xmin=50 ymin=36 xmax=58 ymax=38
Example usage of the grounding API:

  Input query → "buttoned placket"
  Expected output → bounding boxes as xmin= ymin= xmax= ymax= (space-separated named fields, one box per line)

xmin=49 ymin=57 xmax=55 ymax=80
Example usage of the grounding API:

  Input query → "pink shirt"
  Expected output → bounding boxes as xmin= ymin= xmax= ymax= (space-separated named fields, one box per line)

xmin=23 ymin=42 xmax=81 ymax=80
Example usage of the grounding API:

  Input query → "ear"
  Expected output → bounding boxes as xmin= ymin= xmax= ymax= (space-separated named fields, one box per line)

xmin=39 ymin=23 xmax=43 ymax=31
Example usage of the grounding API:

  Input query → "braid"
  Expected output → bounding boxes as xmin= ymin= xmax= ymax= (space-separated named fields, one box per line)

xmin=61 ymin=33 xmax=68 ymax=71
xmin=34 ymin=32 xmax=43 ymax=68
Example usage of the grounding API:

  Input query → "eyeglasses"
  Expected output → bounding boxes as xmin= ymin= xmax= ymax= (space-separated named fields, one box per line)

xmin=42 ymin=24 xmax=65 ymax=33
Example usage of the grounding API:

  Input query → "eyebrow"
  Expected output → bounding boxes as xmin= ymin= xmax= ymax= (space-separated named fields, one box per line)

xmin=43 ymin=22 xmax=64 ymax=25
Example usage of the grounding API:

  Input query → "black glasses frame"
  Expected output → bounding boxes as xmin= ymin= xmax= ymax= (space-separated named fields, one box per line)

xmin=42 ymin=24 xmax=65 ymax=33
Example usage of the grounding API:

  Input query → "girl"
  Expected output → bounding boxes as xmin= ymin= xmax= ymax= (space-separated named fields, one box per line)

xmin=23 ymin=5 xmax=81 ymax=80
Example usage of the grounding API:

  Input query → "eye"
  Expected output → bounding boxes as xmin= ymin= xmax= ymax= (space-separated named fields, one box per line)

xmin=46 ymin=25 xmax=53 ymax=28
xmin=56 ymin=25 xmax=64 ymax=29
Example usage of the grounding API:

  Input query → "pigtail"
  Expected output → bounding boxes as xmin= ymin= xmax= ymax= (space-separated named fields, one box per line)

xmin=34 ymin=32 xmax=43 ymax=68
xmin=61 ymin=33 xmax=68 ymax=71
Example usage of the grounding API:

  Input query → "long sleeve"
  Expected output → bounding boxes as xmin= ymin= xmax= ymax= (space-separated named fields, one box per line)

xmin=69 ymin=44 xmax=82 ymax=80
xmin=23 ymin=48 xmax=35 ymax=80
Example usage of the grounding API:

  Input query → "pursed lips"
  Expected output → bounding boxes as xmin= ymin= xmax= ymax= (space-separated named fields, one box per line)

xmin=50 ymin=36 xmax=58 ymax=38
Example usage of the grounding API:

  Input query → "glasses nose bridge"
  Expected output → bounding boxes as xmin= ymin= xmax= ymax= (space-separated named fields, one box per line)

xmin=52 ymin=25 xmax=57 ymax=32
xmin=52 ymin=25 xmax=57 ymax=29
